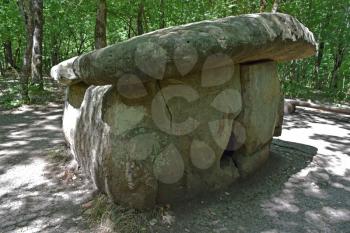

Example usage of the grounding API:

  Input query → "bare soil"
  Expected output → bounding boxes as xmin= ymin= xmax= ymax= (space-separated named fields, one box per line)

xmin=0 ymin=103 xmax=349 ymax=233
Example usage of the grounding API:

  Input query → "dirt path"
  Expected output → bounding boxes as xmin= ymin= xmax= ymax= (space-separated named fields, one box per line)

xmin=0 ymin=103 xmax=94 ymax=233
xmin=0 ymin=104 xmax=349 ymax=233
xmin=163 ymin=108 xmax=350 ymax=233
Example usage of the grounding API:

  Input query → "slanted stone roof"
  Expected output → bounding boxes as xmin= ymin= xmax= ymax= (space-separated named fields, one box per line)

xmin=51 ymin=13 xmax=316 ymax=86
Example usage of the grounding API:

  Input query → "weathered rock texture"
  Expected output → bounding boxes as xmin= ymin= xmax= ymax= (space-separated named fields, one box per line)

xmin=51 ymin=13 xmax=316 ymax=209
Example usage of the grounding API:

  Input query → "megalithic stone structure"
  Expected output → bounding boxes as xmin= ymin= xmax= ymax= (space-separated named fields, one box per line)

xmin=51 ymin=13 xmax=316 ymax=209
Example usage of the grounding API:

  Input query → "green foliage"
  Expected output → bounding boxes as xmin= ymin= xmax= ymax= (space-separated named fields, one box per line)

xmin=47 ymin=145 xmax=70 ymax=163
xmin=0 ymin=72 xmax=63 ymax=110
xmin=86 ymin=194 xmax=113 ymax=225
xmin=0 ymin=75 xmax=23 ymax=109
xmin=0 ymin=0 xmax=349 ymax=105
xmin=278 ymin=0 xmax=350 ymax=102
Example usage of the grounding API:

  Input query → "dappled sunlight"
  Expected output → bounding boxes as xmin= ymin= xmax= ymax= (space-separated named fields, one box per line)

xmin=0 ymin=157 xmax=51 ymax=197
xmin=282 ymin=107 xmax=350 ymax=178
xmin=0 ymin=103 xmax=94 ymax=232
xmin=1 ymin=100 xmax=349 ymax=232
xmin=257 ymin=107 xmax=350 ymax=232
xmin=160 ymin=107 xmax=350 ymax=232
xmin=0 ymin=140 xmax=29 ymax=147
xmin=0 ymin=149 xmax=24 ymax=156
xmin=263 ymin=196 xmax=300 ymax=215
xmin=303 ymin=181 xmax=328 ymax=199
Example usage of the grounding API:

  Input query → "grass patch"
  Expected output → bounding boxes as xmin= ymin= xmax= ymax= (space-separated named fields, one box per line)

xmin=47 ymin=146 xmax=70 ymax=163
xmin=84 ymin=194 xmax=172 ymax=233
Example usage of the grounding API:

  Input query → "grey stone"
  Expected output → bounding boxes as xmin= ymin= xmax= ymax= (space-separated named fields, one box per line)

xmin=51 ymin=13 xmax=316 ymax=208
xmin=51 ymin=13 xmax=316 ymax=86
xmin=237 ymin=61 xmax=280 ymax=156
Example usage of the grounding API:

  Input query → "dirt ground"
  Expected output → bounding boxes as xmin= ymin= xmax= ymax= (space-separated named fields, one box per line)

xmin=0 ymin=103 xmax=95 ymax=233
xmin=0 ymin=103 xmax=349 ymax=233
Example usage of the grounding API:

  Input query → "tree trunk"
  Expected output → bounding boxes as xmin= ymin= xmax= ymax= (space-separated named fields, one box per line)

xmin=18 ymin=0 xmax=34 ymax=103
xmin=94 ymin=0 xmax=107 ymax=49
xmin=271 ymin=0 xmax=280 ymax=13
xmin=259 ymin=0 xmax=267 ymax=12
xmin=137 ymin=1 xmax=144 ymax=35
xmin=127 ymin=16 xmax=132 ymax=38
xmin=329 ymin=43 xmax=345 ymax=89
xmin=3 ymin=40 xmax=15 ymax=68
xmin=14 ymin=39 xmax=21 ymax=67
xmin=143 ymin=7 xmax=149 ymax=32
xmin=313 ymin=41 xmax=324 ymax=89
xmin=159 ymin=0 xmax=166 ymax=29
xmin=76 ymin=32 xmax=86 ymax=55
xmin=285 ymin=99 xmax=350 ymax=115
xmin=0 ymin=59 xmax=3 ymax=76
xmin=31 ymin=0 xmax=44 ymax=90
xmin=51 ymin=36 xmax=60 ymax=66
xmin=313 ymin=13 xmax=332 ymax=89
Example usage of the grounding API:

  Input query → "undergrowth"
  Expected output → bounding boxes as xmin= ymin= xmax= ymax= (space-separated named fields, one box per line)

xmin=47 ymin=145 xmax=70 ymax=164
xmin=84 ymin=194 xmax=171 ymax=233
xmin=0 ymin=74 xmax=64 ymax=110
xmin=282 ymin=80 xmax=350 ymax=104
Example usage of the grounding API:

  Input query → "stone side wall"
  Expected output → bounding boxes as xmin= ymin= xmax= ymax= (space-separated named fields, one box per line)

xmin=63 ymin=61 xmax=281 ymax=208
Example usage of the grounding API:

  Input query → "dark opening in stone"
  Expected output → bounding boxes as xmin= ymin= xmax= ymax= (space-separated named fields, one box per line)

xmin=220 ymin=132 xmax=237 ymax=169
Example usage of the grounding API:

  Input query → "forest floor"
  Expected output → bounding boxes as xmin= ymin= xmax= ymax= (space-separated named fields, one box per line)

xmin=0 ymin=103 xmax=95 ymax=233
xmin=0 ymin=99 xmax=349 ymax=232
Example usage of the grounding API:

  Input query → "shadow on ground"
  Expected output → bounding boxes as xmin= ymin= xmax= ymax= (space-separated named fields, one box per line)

xmin=283 ymin=108 xmax=350 ymax=132
xmin=1 ymin=104 xmax=349 ymax=233
xmin=0 ymin=104 xmax=94 ymax=233
xmin=151 ymin=108 xmax=350 ymax=233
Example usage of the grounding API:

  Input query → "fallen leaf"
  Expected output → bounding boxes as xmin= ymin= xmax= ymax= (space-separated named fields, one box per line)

xmin=162 ymin=211 xmax=175 ymax=225
xmin=149 ymin=218 xmax=157 ymax=226
xmin=82 ymin=200 xmax=93 ymax=209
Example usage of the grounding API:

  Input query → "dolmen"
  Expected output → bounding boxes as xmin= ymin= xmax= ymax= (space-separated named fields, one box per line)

xmin=51 ymin=13 xmax=316 ymax=209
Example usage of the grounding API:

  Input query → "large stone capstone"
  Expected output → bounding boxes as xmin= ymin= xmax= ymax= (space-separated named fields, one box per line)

xmin=51 ymin=13 xmax=316 ymax=209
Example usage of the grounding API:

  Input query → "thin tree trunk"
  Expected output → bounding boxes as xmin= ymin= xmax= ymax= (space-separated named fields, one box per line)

xmin=18 ymin=0 xmax=33 ymax=103
xmin=0 ymin=59 xmax=3 ymax=76
xmin=15 ymin=39 xmax=21 ymax=67
xmin=259 ymin=0 xmax=267 ymax=13
xmin=127 ymin=16 xmax=132 ymax=38
xmin=51 ymin=36 xmax=60 ymax=66
xmin=3 ymin=40 xmax=15 ymax=68
xmin=271 ymin=0 xmax=280 ymax=13
xmin=313 ymin=13 xmax=331 ymax=89
xmin=285 ymin=99 xmax=350 ymax=115
xmin=330 ymin=43 xmax=346 ymax=89
xmin=31 ymin=0 xmax=44 ymax=90
xmin=143 ymin=8 xmax=149 ymax=32
xmin=159 ymin=0 xmax=166 ymax=29
xmin=76 ymin=32 xmax=86 ymax=55
xmin=313 ymin=41 xmax=324 ymax=89
xmin=137 ymin=1 xmax=144 ymax=35
xmin=94 ymin=0 xmax=107 ymax=49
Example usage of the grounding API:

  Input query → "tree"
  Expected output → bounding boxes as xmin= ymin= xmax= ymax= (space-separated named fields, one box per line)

xmin=137 ymin=0 xmax=145 ymax=35
xmin=18 ymin=0 xmax=34 ymax=103
xmin=31 ymin=0 xmax=44 ymax=89
xmin=260 ymin=0 xmax=267 ymax=12
xmin=3 ymin=40 xmax=15 ymax=68
xmin=0 ymin=0 xmax=349 ymax=106
xmin=272 ymin=0 xmax=280 ymax=13
xmin=159 ymin=0 xmax=166 ymax=29
xmin=95 ymin=0 xmax=107 ymax=49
